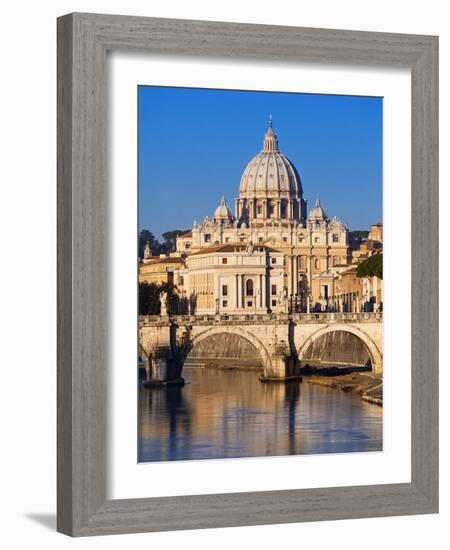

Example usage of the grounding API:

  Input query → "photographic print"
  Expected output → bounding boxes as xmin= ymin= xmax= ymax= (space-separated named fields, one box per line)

xmin=138 ymin=87 xmax=383 ymax=463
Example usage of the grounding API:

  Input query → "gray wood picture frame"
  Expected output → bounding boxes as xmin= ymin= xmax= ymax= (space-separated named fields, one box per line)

xmin=57 ymin=12 xmax=439 ymax=537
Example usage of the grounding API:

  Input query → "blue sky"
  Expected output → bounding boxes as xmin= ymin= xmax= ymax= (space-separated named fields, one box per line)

xmin=138 ymin=86 xmax=382 ymax=238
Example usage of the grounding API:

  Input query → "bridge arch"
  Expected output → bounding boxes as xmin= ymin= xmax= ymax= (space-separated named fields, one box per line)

xmin=185 ymin=326 xmax=273 ymax=374
xmin=297 ymin=324 xmax=382 ymax=374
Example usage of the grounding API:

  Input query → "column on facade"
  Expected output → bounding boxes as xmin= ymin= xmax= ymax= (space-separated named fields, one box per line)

xmin=366 ymin=278 xmax=371 ymax=306
xmin=235 ymin=274 xmax=239 ymax=310
xmin=287 ymin=255 xmax=292 ymax=297
xmin=241 ymin=274 xmax=245 ymax=309
xmin=287 ymin=199 xmax=292 ymax=220
xmin=294 ymin=255 xmax=299 ymax=296
xmin=259 ymin=274 xmax=263 ymax=308
xmin=215 ymin=274 xmax=220 ymax=313
xmin=291 ymin=255 xmax=295 ymax=297
xmin=262 ymin=272 xmax=267 ymax=310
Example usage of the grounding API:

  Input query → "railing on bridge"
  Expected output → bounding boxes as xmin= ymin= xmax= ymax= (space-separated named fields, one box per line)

xmin=291 ymin=312 xmax=383 ymax=323
xmin=139 ymin=312 xmax=383 ymax=326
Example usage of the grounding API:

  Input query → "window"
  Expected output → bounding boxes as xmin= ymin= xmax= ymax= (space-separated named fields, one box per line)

xmin=268 ymin=203 xmax=274 ymax=216
xmin=225 ymin=237 xmax=230 ymax=243
xmin=222 ymin=285 xmax=228 ymax=296
xmin=272 ymin=299 xmax=277 ymax=307
xmin=298 ymin=237 xmax=305 ymax=243
xmin=222 ymin=300 xmax=228 ymax=308
xmin=246 ymin=279 xmax=254 ymax=296
xmin=240 ymin=237 xmax=245 ymax=242
xmin=314 ymin=258 xmax=320 ymax=269
xmin=185 ymin=243 xmax=190 ymax=249
xmin=314 ymin=237 xmax=319 ymax=243
xmin=282 ymin=236 xmax=287 ymax=242
xmin=258 ymin=236 xmax=263 ymax=242
xmin=222 ymin=257 xmax=227 ymax=264
xmin=247 ymin=301 xmax=253 ymax=307
xmin=281 ymin=203 xmax=286 ymax=218
xmin=271 ymin=284 xmax=277 ymax=296
xmin=204 ymin=234 xmax=211 ymax=243
xmin=257 ymin=205 xmax=262 ymax=215
xmin=271 ymin=257 xmax=277 ymax=264
xmin=332 ymin=233 xmax=339 ymax=243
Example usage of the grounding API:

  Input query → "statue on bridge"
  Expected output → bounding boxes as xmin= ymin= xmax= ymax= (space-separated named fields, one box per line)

xmin=159 ymin=291 xmax=168 ymax=317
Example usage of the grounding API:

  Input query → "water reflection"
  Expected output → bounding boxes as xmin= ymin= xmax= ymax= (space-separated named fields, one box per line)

xmin=138 ymin=367 xmax=382 ymax=462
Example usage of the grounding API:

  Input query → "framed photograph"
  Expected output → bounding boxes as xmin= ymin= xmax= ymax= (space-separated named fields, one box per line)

xmin=57 ymin=13 xmax=438 ymax=536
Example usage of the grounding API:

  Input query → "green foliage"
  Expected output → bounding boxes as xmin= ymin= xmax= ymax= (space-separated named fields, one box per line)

xmin=138 ymin=281 xmax=180 ymax=315
xmin=348 ymin=230 xmax=369 ymax=250
xmin=349 ymin=230 xmax=369 ymax=240
xmin=138 ymin=282 xmax=161 ymax=315
xmin=357 ymin=254 xmax=383 ymax=279
xmin=138 ymin=228 xmax=190 ymax=258
xmin=138 ymin=229 xmax=157 ymax=259
xmin=161 ymin=229 xmax=191 ymax=252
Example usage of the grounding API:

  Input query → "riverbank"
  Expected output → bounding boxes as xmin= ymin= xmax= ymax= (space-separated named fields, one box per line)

xmin=301 ymin=367 xmax=383 ymax=406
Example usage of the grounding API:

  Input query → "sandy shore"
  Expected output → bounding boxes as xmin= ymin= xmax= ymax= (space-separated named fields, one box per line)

xmin=301 ymin=368 xmax=383 ymax=406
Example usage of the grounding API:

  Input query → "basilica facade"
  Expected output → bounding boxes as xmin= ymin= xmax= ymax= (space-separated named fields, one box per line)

xmin=171 ymin=119 xmax=351 ymax=314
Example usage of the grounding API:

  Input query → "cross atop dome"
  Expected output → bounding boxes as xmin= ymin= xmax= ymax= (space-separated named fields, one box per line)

xmin=263 ymin=115 xmax=278 ymax=152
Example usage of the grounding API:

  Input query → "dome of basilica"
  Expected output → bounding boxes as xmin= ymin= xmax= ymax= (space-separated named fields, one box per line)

xmin=214 ymin=196 xmax=234 ymax=220
xmin=308 ymin=198 xmax=327 ymax=220
xmin=239 ymin=118 xmax=302 ymax=200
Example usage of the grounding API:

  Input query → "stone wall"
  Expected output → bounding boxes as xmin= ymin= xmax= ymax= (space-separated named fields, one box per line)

xmin=187 ymin=332 xmax=263 ymax=368
xmin=301 ymin=330 xmax=370 ymax=366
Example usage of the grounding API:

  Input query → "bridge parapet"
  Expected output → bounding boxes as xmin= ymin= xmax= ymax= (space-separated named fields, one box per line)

xmin=139 ymin=313 xmax=290 ymax=327
xmin=291 ymin=312 xmax=382 ymax=324
xmin=139 ymin=312 xmax=382 ymax=327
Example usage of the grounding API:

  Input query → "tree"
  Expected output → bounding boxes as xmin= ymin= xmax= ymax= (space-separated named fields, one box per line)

xmin=138 ymin=228 xmax=190 ymax=258
xmin=138 ymin=282 xmax=161 ymax=315
xmin=348 ymin=230 xmax=369 ymax=250
xmin=161 ymin=229 xmax=191 ymax=253
xmin=138 ymin=280 xmax=180 ymax=315
xmin=357 ymin=253 xmax=383 ymax=279
xmin=138 ymin=229 xmax=157 ymax=258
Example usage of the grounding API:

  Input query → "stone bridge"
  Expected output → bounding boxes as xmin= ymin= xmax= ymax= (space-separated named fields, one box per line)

xmin=139 ymin=312 xmax=383 ymax=385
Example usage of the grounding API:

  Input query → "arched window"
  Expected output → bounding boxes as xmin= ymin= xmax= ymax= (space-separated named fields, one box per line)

xmin=246 ymin=279 xmax=254 ymax=296
xmin=314 ymin=258 xmax=320 ymax=270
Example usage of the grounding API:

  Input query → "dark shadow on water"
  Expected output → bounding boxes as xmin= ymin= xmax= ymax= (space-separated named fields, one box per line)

xmin=25 ymin=513 xmax=56 ymax=531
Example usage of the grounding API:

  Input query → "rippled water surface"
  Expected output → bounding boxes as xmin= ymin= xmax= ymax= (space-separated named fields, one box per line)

xmin=138 ymin=367 xmax=382 ymax=462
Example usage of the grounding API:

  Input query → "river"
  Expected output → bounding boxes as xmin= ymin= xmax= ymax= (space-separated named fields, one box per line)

xmin=138 ymin=366 xmax=382 ymax=462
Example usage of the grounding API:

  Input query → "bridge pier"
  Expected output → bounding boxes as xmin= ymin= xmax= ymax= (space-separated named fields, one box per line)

xmin=260 ymin=339 xmax=301 ymax=382
xmin=143 ymin=346 xmax=184 ymax=387
xmin=140 ymin=323 xmax=184 ymax=387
